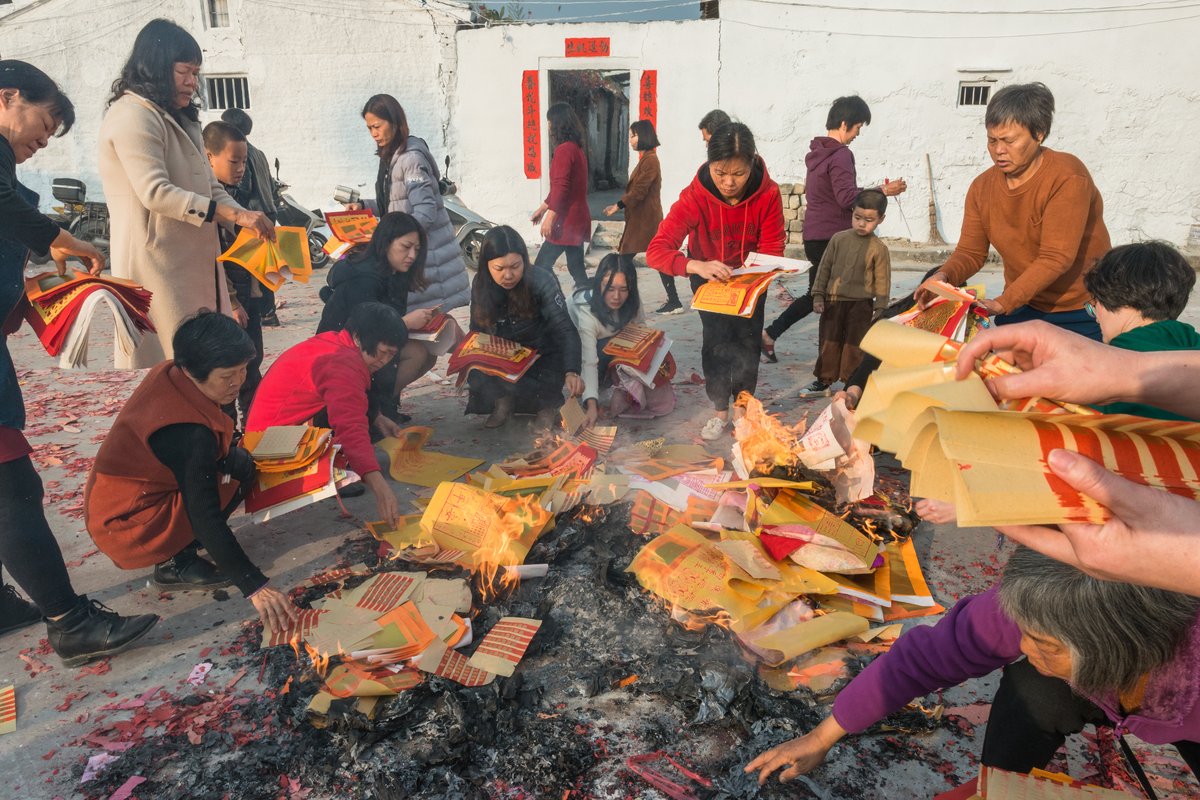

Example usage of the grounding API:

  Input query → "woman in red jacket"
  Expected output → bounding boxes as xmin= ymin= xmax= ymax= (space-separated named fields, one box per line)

xmin=531 ymin=103 xmax=591 ymax=290
xmin=646 ymin=123 xmax=786 ymax=440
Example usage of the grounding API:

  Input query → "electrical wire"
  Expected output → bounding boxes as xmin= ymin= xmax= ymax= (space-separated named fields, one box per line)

xmin=7 ymin=0 xmax=169 ymax=60
xmin=741 ymin=0 xmax=1200 ymax=14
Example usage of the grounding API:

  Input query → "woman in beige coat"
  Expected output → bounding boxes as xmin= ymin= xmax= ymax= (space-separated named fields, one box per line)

xmin=99 ymin=19 xmax=272 ymax=368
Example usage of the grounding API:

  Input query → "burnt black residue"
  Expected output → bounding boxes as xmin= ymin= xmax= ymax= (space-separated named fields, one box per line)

xmin=75 ymin=502 xmax=963 ymax=800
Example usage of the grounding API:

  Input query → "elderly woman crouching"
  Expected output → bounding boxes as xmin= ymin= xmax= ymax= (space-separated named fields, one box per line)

xmin=85 ymin=313 xmax=298 ymax=631
xmin=747 ymin=546 xmax=1200 ymax=785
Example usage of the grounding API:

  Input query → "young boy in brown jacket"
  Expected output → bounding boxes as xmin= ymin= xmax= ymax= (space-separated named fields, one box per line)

xmin=808 ymin=189 xmax=890 ymax=393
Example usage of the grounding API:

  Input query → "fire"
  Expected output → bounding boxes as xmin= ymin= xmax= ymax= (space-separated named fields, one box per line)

xmin=295 ymin=640 xmax=332 ymax=677
xmin=473 ymin=491 xmax=546 ymax=601
xmin=668 ymin=602 xmax=734 ymax=632
xmin=733 ymin=393 xmax=806 ymax=473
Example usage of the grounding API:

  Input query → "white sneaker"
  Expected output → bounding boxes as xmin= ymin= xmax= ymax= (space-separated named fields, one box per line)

xmin=700 ymin=416 xmax=728 ymax=441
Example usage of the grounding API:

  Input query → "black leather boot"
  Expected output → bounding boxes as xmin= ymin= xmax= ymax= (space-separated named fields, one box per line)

xmin=153 ymin=545 xmax=232 ymax=590
xmin=45 ymin=597 xmax=159 ymax=667
xmin=0 ymin=584 xmax=43 ymax=636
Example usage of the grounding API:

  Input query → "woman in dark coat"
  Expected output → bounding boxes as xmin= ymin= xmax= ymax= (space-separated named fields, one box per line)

xmin=466 ymin=226 xmax=584 ymax=429
xmin=606 ymin=119 xmax=673 ymax=311
xmin=531 ymin=103 xmax=591 ymax=290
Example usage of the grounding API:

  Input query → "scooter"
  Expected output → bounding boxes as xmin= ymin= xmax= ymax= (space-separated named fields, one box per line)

xmin=273 ymin=159 xmax=331 ymax=269
xmin=31 ymin=178 xmax=110 ymax=265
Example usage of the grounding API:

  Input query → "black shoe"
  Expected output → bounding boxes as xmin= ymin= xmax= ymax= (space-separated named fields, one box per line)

xmin=0 ymin=584 xmax=43 ymax=636
xmin=337 ymin=482 xmax=367 ymax=498
xmin=803 ymin=380 xmax=832 ymax=396
xmin=153 ymin=547 xmax=233 ymax=590
xmin=46 ymin=597 xmax=159 ymax=668
xmin=655 ymin=299 xmax=684 ymax=315
xmin=260 ymin=311 xmax=281 ymax=327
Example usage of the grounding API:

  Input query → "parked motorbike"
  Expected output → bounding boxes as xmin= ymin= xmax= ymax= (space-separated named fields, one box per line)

xmin=331 ymin=157 xmax=492 ymax=270
xmin=273 ymin=159 xmax=331 ymax=269
xmin=30 ymin=178 xmax=110 ymax=266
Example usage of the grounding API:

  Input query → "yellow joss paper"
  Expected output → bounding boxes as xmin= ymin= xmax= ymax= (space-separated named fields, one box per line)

xmin=420 ymin=482 xmax=552 ymax=569
xmin=378 ymin=428 xmax=485 ymax=488
xmin=761 ymin=492 xmax=880 ymax=570
xmin=748 ymin=612 xmax=870 ymax=667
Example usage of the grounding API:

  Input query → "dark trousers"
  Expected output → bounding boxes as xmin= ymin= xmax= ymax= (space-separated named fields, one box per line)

xmin=261 ymin=286 xmax=277 ymax=316
xmin=533 ymin=243 xmax=588 ymax=288
xmin=223 ymin=297 xmax=264 ymax=429
xmin=764 ymin=239 xmax=829 ymax=341
xmin=995 ymin=305 xmax=1102 ymax=342
xmin=659 ymin=270 xmax=680 ymax=304
xmin=815 ymin=299 xmax=874 ymax=383
xmin=689 ymin=274 xmax=765 ymax=411
xmin=983 ymin=658 xmax=1200 ymax=779
xmin=0 ymin=456 xmax=79 ymax=618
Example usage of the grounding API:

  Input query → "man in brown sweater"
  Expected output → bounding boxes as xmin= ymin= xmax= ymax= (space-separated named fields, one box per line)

xmin=917 ymin=82 xmax=1110 ymax=340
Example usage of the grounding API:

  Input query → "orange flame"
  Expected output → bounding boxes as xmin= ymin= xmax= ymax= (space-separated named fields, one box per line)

xmin=734 ymin=392 xmax=806 ymax=473
xmin=473 ymin=491 xmax=546 ymax=601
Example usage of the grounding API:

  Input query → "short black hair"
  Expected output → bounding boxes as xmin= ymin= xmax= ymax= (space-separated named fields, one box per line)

xmin=345 ymin=302 xmax=407 ymax=355
xmin=986 ymin=82 xmax=1055 ymax=142
xmin=202 ymin=120 xmax=246 ymax=155
xmin=220 ymin=108 xmax=253 ymax=135
xmin=825 ymin=95 xmax=871 ymax=131
xmin=698 ymin=109 xmax=731 ymax=134
xmin=1084 ymin=242 xmax=1195 ymax=322
xmin=706 ymin=121 xmax=756 ymax=164
xmin=0 ymin=60 xmax=75 ymax=134
xmin=630 ymin=119 xmax=660 ymax=150
xmin=854 ymin=189 xmax=887 ymax=216
xmin=173 ymin=311 xmax=256 ymax=381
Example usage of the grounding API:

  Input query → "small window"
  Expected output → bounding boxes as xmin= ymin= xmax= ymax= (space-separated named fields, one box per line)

xmin=207 ymin=0 xmax=230 ymax=28
xmin=958 ymin=81 xmax=992 ymax=107
xmin=206 ymin=76 xmax=251 ymax=110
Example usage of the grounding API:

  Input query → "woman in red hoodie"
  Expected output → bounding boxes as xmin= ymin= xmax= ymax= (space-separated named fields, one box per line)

xmin=531 ymin=103 xmax=591 ymax=290
xmin=646 ymin=123 xmax=786 ymax=440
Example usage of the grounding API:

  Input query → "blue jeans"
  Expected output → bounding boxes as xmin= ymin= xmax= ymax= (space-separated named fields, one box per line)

xmin=995 ymin=305 xmax=1102 ymax=341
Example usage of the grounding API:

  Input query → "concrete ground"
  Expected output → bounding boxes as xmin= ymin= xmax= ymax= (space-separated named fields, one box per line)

xmin=2 ymin=256 xmax=1198 ymax=798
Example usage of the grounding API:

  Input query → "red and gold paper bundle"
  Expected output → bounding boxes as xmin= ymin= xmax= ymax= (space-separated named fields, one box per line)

xmin=447 ymin=332 xmax=540 ymax=388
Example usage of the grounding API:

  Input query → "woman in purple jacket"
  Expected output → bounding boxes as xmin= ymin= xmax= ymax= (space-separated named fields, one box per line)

xmin=747 ymin=546 xmax=1200 ymax=786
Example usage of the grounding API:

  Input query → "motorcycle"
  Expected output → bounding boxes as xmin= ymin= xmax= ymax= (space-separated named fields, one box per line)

xmin=332 ymin=156 xmax=492 ymax=270
xmin=272 ymin=159 xmax=331 ymax=269
xmin=30 ymin=177 xmax=110 ymax=266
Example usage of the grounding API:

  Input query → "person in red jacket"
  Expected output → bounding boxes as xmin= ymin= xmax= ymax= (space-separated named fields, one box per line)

xmin=531 ymin=103 xmax=591 ymax=290
xmin=246 ymin=302 xmax=405 ymax=526
xmin=646 ymin=122 xmax=786 ymax=440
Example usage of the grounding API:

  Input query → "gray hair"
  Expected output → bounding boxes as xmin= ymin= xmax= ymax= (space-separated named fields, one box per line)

xmin=985 ymin=82 xmax=1055 ymax=141
xmin=999 ymin=546 xmax=1200 ymax=695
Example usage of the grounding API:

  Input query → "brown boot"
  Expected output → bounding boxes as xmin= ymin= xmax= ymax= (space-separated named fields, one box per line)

xmin=485 ymin=396 xmax=514 ymax=428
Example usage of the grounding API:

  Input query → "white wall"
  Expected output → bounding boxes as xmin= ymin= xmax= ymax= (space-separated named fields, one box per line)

xmin=451 ymin=21 xmax=721 ymax=237
xmin=0 ymin=0 xmax=466 ymax=211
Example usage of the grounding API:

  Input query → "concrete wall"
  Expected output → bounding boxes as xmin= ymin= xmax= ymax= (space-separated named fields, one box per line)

xmin=0 ymin=0 xmax=465 ymax=211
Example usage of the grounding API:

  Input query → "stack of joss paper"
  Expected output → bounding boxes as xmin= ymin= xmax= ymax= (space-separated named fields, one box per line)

xmin=447 ymin=332 xmax=540 ymax=388
xmin=603 ymin=322 xmax=675 ymax=388
xmin=218 ymin=226 xmax=312 ymax=291
xmin=242 ymin=426 xmax=354 ymax=521
xmin=853 ymin=321 xmax=1200 ymax=527
xmin=321 ymin=209 xmax=377 ymax=260
xmin=19 ymin=271 xmax=154 ymax=368
xmin=691 ymin=252 xmax=809 ymax=318
xmin=893 ymin=279 xmax=992 ymax=341
xmin=260 ymin=567 xmax=542 ymax=717
xmin=407 ymin=311 xmax=458 ymax=355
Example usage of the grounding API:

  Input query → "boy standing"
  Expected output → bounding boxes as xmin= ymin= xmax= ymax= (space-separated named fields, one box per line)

xmin=203 ymin=121 xmax=265 ymax=426
xmin=809 ymin=189 xmax=891 ymax=394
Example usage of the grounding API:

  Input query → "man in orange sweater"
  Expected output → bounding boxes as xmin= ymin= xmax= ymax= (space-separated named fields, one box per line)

xmin=917 ymin=82 xmax=1109 ymax=340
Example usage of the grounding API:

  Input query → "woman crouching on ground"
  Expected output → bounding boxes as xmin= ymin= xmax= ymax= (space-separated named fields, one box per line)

xmin=85 ymin=313 xmax=299 ymax=632
xmin=466 ymin=226 xmax=583 ymax=430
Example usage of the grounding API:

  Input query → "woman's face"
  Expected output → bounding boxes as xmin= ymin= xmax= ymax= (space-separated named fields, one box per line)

xmin=187 ymin=362 xmax=248 ymax=406
xmin=987 ymin=121 xmax=1044 ymax=179
xmin=172 ymin=62 xmax=200 ymax=110
xmin=386 ymin=232 xmax=421 ymax=273
xmin=364 ymin=112 xmax=395 ymax=151
xmin=0 ymin=91 xmax=59 ymax=164
xmin=601 ymin=271 xmax=629 ymax=311
xmin=629 ymin=130 xmax=638 ymax=150
xmin=1018 ymin=627 xmax=1074 ymax=682
xmin=709 ymin=157 xmax=752 ymax=204
xmin=487 ymin=252 xmax=525 ymax=291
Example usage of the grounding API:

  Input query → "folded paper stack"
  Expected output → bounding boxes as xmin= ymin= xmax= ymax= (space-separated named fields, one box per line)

xmin=603 ymin=321 xmax=675 ymax=388
xmin=321 ymin=209 xmax=378 ymax=261
xmin=691 ymin=252 xmax=808 ymax=318
xmin=447 ymin=332 xmax=540 ymax=388
xmin=218 ymin=226 xmax=313 ymax=291
xmin=21 ymin=271 xmax=154 ymax=368
xmin=242 ymin=426 xmax=355 ymax=521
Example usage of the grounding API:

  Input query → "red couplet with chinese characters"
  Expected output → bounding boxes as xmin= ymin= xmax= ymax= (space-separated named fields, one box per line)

xmin=565 ymin=37 xmax=611 ymax=57
xmin=639 ymin=70 xmax=657 ymax=129
xmin=521 ymin=70 xmax=541 ymax=178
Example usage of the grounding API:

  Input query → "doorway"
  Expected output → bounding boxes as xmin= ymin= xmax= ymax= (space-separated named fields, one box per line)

xmin=547 ymin=69 xmax=630 ymax=219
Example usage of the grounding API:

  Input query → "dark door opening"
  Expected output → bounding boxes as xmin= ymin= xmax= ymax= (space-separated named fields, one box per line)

xmin=547 ymin=69 xmax=630 ymax=220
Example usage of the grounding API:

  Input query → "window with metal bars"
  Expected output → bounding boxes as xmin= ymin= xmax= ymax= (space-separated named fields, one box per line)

xmin=207 ymin=0 xmax=230 ymax=27
xmin=958 ymin=82 xmax=992 ymax=107
xmin=205 ymin=76 xmax=251 ymax=110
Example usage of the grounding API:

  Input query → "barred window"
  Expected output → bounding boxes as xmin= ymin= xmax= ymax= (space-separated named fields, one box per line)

xmin=958 ymin=81 xmax=992 ymax=107
xmin=207 ymin=0 xmax=230 ymax=27
xmin=206 ymin=76 xmax=251 ymax=110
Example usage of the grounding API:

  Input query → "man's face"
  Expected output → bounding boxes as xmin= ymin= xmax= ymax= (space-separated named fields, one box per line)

xmin=851 ymin=207 xmax=883 ymax=236
xmin=208 ymin=140 xmax=248 ymax=186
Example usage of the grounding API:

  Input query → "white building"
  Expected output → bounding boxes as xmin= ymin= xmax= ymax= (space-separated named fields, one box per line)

xmin=4 ymin=0 xmax=1199 ymax=249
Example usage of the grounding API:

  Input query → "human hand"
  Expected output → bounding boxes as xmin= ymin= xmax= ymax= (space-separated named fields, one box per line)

xmin=584 ymin=399 xmax=599 ymax=427
xmin=604 ymin=204 xmax=619 ymax=217
xmin=50 ymin=229 xmax=105 ymax=276
xmin=744 ymin=716 xmax=846 ymax=785
xmin=403 ymin=307 xmax=437 ymax=330
xmin=218 ymin=445 xmax=257 ymax=483
xmin=882 ymin=178 xmax=907 ymax=196
xmin=373 ymin=413 xmax=405 ymax=440
xmin=250 ymin=586 xmax=299 ymax=632
xmin=686 ymin=260 xmax=732 ymax=282
xmin=977 ymin=297 xmax=1006 ymax=315
xmin=232 ymin=305 xmax=249 ymax=328
xmin=530 ymin=205 xmax=547 ymax=224
xmin=813 ymin=296 xmax=826 ymax=314
xmin=914 ymin=270 xmax=950 ymax=310
xmin=539 ymin=209 xmax=557 ymax=239
xmin=364 ymin=471 xmax=400 ymax=527
xmin=564 ymin=372 xmax=585 ymax=397
xmin=915 ymin=498 xmax=958 ymax=525
xmin=832 ymin=386 xmax=861 ymax=411
xmin=343 ymin=202 xmax=364 ymax=211
xmin=997 ymin=449 xmax=1200 ymax=595
xmin=236 ymin=210 xmax=277 ymax=242
xmin=954 ymin=321 xmax=1128 ymax=406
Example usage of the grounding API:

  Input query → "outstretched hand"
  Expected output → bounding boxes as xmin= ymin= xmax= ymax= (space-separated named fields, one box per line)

xmin=745 ymin=716 xmax=846 ymax=785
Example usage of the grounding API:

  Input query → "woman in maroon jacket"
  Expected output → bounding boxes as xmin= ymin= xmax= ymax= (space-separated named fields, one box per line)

xmin=646 ymin=123 xmax=786 ymax=440
xmin=531 ymin=103 xmax=590 ymax=289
